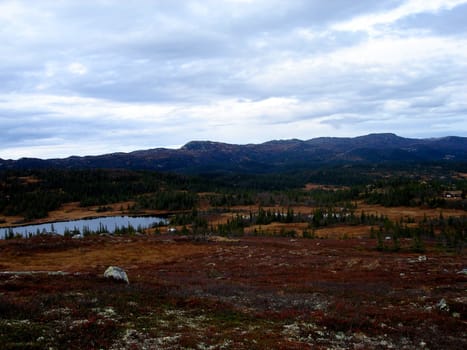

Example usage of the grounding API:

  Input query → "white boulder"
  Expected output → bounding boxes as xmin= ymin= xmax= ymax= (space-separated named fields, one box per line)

xmin=104 ymin=266 xmax=129 ymax=284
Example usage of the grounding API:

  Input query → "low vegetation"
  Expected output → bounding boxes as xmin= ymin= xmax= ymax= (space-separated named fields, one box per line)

xmin=0 ymin=235 xmax=465 ymax=349
xmin=0 ymin=164 xmax=466 ymax=348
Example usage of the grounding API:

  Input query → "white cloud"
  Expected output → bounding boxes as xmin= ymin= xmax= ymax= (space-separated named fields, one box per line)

xmin=68 ymin=63 xmax=88 ymax=75
xmin=0 ymin=0 xmax=466 ymax=159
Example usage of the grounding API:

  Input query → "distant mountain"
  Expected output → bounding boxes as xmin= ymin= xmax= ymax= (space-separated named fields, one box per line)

xmin=1 ymin=133 xmax=466 ymax=173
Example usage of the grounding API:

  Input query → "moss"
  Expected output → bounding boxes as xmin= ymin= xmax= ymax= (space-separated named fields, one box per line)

xmin=0 ymin=321 xmax=48 ymax=350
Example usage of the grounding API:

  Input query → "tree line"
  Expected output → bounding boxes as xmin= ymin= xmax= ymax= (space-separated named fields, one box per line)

xmin=1 ymin=166 xmax=465 ymax=220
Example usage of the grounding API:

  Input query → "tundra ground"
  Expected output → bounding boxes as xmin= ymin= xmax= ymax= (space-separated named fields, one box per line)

xmin=0 ymin=234 xmax=465 ymax=349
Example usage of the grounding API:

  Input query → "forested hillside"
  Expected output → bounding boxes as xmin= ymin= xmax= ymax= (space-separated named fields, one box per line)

xmin=1 ymin=164 xmax=465 ymax=220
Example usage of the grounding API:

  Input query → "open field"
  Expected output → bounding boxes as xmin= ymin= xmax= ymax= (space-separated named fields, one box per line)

xmin=1 ymin=167 xmax=466 ymax=348
xmin=195 ymin=202 xmax=467 ymax=238
xmin=356 ymin=202 xmax=467 ymax=222
xmin=0 ymin=234 xmax=465 ymax=349
xmin=1 ymin=198 xmax=466 ymax=241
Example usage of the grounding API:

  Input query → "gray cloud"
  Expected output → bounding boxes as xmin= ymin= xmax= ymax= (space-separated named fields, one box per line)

xmin=0 ymin=0 xmax=466 ymax=159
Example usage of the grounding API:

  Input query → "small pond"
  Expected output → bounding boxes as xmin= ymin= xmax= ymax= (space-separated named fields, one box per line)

xmin=1 ymin=216 xmax=167 ymax=239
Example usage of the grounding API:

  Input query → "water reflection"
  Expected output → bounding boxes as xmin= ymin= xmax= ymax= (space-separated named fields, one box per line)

xmin=1 ymin=216 xmax=167 ymax=239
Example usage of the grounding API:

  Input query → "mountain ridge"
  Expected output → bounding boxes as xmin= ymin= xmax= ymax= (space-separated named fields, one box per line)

xmin=1 ymin=133 xmax=467 ymax=173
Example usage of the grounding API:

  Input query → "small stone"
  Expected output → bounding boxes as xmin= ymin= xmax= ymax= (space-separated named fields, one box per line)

xmin=335 ymin=331 xmax=345 ymax=340
xmin=418 ymin=255 xmax=427 ymax=262
xmin=104 ymin=266 xmax=129 ymax=284
xmin=437 ymin=298 xmax=449 ymax=312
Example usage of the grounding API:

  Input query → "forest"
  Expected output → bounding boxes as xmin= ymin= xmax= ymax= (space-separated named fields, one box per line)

xmin=1 ymin=163 xmax=466 ymax=217
xmin=0 ymin=163 xmax=465 ymax=253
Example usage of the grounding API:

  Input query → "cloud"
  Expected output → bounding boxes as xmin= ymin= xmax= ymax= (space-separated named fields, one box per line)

xmin=0 ymin=0 xmax=466 ymax=159
xmin=333 ymin=0 xmax=467 ymax=33
xmin=68 ymin=63 xmax=88 ymax=76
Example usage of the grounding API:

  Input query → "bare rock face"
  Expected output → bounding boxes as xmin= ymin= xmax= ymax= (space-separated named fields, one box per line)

xmin=104 ymin=266 xmax=129 ymax=284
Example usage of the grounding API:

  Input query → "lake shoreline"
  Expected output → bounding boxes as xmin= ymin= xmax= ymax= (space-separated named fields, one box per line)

xmin=1 ymin=215 xmax=168 ymax=238
xmin=0 ymin=200 xmax=181 ymax=229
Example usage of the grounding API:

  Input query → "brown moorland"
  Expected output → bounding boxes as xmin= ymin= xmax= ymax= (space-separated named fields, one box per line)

xmin=0 ymin=233 xmax=465 ymax=349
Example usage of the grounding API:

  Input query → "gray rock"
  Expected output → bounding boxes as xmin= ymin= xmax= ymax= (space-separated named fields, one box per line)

xmin=104 ymin=266 xmax=129 ymax=284
xmin=437 ymin=298 xmax=449 ymax=312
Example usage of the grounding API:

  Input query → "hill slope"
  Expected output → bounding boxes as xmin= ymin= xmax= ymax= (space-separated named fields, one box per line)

xmin=1 ymin=133 xmax=466 ymax=173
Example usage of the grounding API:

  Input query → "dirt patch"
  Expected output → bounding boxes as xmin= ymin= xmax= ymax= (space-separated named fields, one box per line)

xmin=356 ymin=202 xmax=466 ymax=221
xmin=245 ymin=222 xmax=309 ymax=236
xmin=0 ymin=236 xmax=213 ymax=273
xmin=314 ymin=225 xmax=371 ymax=238
xmin=304 ymin=183 xmax=349 ymax=191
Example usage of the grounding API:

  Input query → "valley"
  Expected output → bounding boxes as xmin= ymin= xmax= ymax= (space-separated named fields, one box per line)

xmin=0 ymin=140 xmax=466 ymax=349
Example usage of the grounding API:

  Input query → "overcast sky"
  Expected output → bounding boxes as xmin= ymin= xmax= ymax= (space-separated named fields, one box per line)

xmin=1 ymin=0 xmax=467 ymax=159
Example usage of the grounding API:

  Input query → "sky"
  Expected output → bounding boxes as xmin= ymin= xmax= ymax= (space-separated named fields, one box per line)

xmin=1 ymin=0 xmax=467 ymax=159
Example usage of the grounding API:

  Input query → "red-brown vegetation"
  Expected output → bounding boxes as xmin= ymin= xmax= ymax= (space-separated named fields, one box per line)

xmin=1 ymin=234 xmax=465 ymax=349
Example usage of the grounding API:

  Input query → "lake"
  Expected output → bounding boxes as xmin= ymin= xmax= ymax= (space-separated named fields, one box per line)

xmin=1 ymin=216 xmax=167 ymax=239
